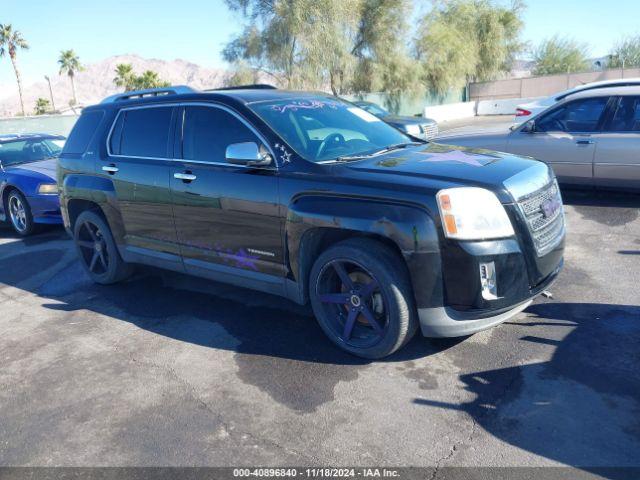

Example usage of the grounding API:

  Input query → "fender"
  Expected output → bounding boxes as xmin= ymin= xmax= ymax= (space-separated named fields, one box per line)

xmin=61 ymin=174 xmax=128 ymax=245
xmin=0 ymin=179 xmax=18 ymax=221
xmin=285 ymin=194 xmax=444 ymax=309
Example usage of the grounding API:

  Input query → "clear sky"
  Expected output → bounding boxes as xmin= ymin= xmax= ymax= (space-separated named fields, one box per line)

xmin=1 ymin=0 xmax=639 ymax=86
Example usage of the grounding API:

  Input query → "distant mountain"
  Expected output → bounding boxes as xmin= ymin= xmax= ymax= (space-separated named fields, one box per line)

xmin=0 ymin=54 xmax=228 ymax=117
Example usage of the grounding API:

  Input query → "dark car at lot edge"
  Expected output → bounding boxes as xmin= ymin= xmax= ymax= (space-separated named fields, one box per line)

xmin=0 ymin=133 xmax=66 ymax=236
xmin=352 ymin=100 xmax=439 ymax=140
xmin=58 ymin=86 xmax=565 ymax=358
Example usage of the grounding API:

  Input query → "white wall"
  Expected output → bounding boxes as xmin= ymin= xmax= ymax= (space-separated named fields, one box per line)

xmin=476 ymin=97 xmax=543 ymax=116
xmin=424 ymin=101 xmax=477 ymax=123
xmin=0 ymin=114 xmax=79 ymax=136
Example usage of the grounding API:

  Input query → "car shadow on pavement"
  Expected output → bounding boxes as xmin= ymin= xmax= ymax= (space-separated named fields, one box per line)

xmin=560 ymin=188 xmax=640 ymax=208
xmin=561 ymin=188 xmax=640 ymax=228
xmin=1 ymin=229 xmax=467 ymax=412
xmin=414 ymin=302 xmax=640 ymax=472
xmin=0 ymin=227 xmax=459 ymax=368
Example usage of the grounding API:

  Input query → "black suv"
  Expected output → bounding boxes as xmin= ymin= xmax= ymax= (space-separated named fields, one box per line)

xmin=58 ymin=86 xmax=565 ymax=358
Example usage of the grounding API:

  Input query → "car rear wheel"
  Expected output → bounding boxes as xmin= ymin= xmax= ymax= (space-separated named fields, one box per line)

xmin=74 ymin=210 xmax=133 ymax=284
xmin=7 ymin=190 xmax=36 ymax=237
xmin=309 ymin=238 xmax=418 ymax=359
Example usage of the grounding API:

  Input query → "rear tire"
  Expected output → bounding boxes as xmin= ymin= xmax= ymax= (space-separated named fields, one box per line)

xmin=74 ymin=210 xmax=133 ymax=284
xmin=309 ymin=238 xmax=418 ymax=359
xmin=6 ymin=190 xmax=37 ymax=237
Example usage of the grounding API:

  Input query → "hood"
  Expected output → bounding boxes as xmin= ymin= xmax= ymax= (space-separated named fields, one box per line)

xmin=436 ymin=123 xmax=513 ymax=139
xmin=6 ymin=158 xmax=57 ymax=181
xmin=384 ymin=115 xmax=436 ymax=126
xmin=342 ymin=142 xmax=546 ymax=202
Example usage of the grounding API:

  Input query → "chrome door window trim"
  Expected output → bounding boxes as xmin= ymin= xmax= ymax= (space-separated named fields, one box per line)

xmin=105 ymin=101 xmax=278 ymax=170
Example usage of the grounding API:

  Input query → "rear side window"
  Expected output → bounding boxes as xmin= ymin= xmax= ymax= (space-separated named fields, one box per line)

xmin=63 ymin=110 xmax=104 ymax=155
xmin=606 ymin=97 xmax=640 ymax=132
xmin=118 ymin=107 xmax=173 ymax=158
xmin=182 ymin=106 xmax=260 ymax=163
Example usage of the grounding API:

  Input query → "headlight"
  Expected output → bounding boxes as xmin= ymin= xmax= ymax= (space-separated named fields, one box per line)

xmin=37 ymin=183 xmax=58 ymax=195
xmin=405 ymin=124 xmax=422 ymax=136
xmin=436 ymin=187 xmax=514 ymax=240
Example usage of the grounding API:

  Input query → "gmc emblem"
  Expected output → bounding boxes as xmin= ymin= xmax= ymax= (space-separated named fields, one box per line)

xmin=541 ymin=197 xmax=561 ymax=219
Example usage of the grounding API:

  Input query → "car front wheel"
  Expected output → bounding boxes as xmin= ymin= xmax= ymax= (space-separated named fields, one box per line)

xmin=7 ymin=190 xmax=36 ymax=236
xmin=309 ymin=238 xmax=418 ymax=359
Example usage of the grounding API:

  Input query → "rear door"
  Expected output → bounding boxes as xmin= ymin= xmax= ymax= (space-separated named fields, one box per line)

xmin=507 ymin=97 xmax=611 ymax=186
xmin=170 ymin=104 xmax=284 ymax=287
xmin=592 ymin=96 xmax=640 ymax=189
xmin=104 ymin=105 xmax=181 ymax=265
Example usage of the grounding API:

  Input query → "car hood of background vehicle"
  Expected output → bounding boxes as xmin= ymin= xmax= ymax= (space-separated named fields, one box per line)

xmin=384 ymin=115 xmax=436 ymax=126
xmin=7 ymin=158 xmax=57 ymax=181
xmin=343 ymin=142 xmax=543 ymax=201
xmin=435 ymin=123 xmax=513 ymax=140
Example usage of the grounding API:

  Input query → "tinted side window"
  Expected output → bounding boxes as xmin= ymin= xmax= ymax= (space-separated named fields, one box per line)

xmin=536 ymin=98 xmax=609 ymax=133
xmin=182 ymin=106 xmax=260 ymax=163
xmin=120 ymin=107 xmax=173 ymax=158
xmin=606 ymin=97 xmax=640 ymax=132
xmin=63 ymin=110 xmax=105 ymax=154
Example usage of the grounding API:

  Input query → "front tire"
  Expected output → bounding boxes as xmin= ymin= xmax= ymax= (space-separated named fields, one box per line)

xmin=309 ymin=238 xmax=418 ymax=359
xmin=74 ymin=210 xmax=133 ymax=284
xmin=7 ymin=190 xmax=36 ymax=236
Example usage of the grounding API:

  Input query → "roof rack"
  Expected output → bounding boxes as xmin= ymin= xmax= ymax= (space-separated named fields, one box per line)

xmin=206 ymin=84 xmax=277 ymax=91
xmin=101 ymin=85 xmax=197 ymax=104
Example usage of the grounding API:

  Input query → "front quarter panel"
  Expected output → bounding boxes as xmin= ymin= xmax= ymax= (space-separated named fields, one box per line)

xmin=286 ymin=194 xmax=443 ymax=308
xmin=0 ymin=169 xmax=60 ymax=223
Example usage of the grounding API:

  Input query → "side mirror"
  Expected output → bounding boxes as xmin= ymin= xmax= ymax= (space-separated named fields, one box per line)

xmin=225 ymin=142 xmax=272 ymax=167
xmin=521 ymin=120 xmax=536 ymax=133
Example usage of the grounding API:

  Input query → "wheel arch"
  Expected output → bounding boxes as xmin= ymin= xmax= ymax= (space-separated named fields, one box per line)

xmin=1 ymin=184 xmax=21 ymax=221
xmin=60 ymin=174 xmax=126 ymax=244
xmin=286 ymin=195 xmax=443 ymax=308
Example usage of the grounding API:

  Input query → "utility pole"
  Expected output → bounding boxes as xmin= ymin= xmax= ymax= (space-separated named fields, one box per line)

xmin=44 ymin=76 xmax=56 ymax=112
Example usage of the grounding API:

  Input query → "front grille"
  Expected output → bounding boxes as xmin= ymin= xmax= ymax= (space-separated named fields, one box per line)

xmin=517 ymin=180 xmax=565 ymax=257
xmin=421 ymin=123 xmax=439 ymax=139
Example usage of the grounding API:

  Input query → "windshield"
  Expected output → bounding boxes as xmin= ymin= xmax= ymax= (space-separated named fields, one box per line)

xmin=0 ymin=138 xmax=64 ymax=168
xmin=249 ymin=97 xmax=412 ymax=162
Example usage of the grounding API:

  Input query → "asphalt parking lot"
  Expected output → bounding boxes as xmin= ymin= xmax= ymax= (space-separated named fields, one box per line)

xmin=1 ymin=163 xmax=639 ymax=473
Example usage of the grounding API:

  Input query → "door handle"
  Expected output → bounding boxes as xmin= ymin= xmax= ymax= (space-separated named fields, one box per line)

xmin=576 ymin=139 xmax=594 ymax=145
xmin=174 ymin=172 xmax=197 ymax=183
xmin=102 ymin=165 xmax=119 ymax=174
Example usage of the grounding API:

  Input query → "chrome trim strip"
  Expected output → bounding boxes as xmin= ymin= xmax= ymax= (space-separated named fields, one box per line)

xmin=105 ymin=101 xmax=278 ymax=170
xmin=593 ymin=162 xmax=640 ymax=167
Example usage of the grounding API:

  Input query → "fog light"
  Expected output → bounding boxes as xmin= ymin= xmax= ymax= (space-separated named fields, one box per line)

xmin=479 ymin=262 xmax=499 ymax=300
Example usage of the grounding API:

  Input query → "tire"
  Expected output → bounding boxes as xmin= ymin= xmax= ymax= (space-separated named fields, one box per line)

xmin=73 ymin=210 xmax=133 ymax=284
xmin=6 ymin=190 xmax=37 ymax=236
xmin=309 ymin=238 xmax=418 ymax=359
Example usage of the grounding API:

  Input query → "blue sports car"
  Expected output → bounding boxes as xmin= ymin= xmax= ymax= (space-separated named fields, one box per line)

xmin=0 ymin=133 xmax=65 ymax=236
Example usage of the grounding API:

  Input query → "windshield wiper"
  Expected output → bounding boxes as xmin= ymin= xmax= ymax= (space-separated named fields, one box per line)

xmin=364 ymin=141 xmax=423 ymax=157
xmin=334 ymin=142 xmax=422 ymax=163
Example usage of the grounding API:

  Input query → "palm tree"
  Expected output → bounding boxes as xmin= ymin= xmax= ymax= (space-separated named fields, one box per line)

xmin=134 ymin=70 xmax=170 ymax=89
xmin=58 ymin=49 xmax=82 ymax=105
xmin=114 ymin=63 xmax=135 ymax=91
xmin=0 ymin=24 xmax=29 ymax=116
xmin=34 ymin=97 xmax=50 ymax=115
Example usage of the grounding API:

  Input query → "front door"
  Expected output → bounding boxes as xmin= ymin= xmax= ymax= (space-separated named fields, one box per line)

xmin=507 ymin=96 xmax=611 ymax=186
xmin=170 ymin=104 xmax=284 ymax=290
xmin=103 ymin=105 xmax=181 ymax=264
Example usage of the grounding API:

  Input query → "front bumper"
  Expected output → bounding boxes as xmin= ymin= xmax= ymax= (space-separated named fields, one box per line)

xmin=419 ymin=258 xmax=562 ymax=338
xmin=418 ymin=299 xmax=532 ymax=337
xmin=27 ymin=195 xmax=63 ymax=225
